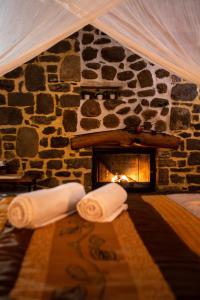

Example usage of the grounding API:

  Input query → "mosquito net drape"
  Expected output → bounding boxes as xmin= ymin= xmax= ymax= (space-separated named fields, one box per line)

xmin=0 ymin=0 xmax=120 ymax=76
xmin=0 ymin=0 xmax=200 ymax=85
xmin=94 ymin=0 xmax=200 ymax=85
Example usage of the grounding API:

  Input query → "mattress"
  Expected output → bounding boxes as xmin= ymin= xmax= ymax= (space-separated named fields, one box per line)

xmin=0 ymin=194 xmax=200 ymax=300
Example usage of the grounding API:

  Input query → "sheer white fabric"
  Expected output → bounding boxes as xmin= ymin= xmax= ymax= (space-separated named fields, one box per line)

xmin=94 ymin=0 xmax=200 ymax=85
xmin=0 ymin=0 xmax=200 ymax=84
xmin=0 ymin=0 xmax=119 ymax=76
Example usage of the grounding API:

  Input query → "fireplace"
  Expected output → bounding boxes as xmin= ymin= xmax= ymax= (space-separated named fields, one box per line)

xmin=92 ymin=146 xmax=156 ymax=192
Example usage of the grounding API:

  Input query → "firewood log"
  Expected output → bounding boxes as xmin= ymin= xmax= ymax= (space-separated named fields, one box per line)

xmin=71 ymin=130 xmax=181 ymax=150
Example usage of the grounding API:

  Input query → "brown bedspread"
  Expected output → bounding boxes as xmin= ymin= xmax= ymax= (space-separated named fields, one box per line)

xmin=0 ymin=195 xmax=200 ymax=300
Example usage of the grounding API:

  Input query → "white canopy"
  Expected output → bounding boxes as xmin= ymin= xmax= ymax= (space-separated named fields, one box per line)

xmin=0 ymin=0 xmax=200 ymax=85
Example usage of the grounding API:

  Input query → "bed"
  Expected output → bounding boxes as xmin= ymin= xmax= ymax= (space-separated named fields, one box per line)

xmin=0 ymin=194 xmax=200 ymax=300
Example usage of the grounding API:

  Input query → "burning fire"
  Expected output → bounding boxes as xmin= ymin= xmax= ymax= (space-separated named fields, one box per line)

xmin=112 ymin=174 xmax=129 ymax=183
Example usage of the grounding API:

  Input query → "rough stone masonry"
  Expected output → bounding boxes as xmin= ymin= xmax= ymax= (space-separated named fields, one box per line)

xmin=0 ymin=25 xmax=200 ymax=192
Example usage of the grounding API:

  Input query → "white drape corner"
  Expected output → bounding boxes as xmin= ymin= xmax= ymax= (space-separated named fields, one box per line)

xmin=0 ymin=0 xmax=121 ymax=77
xmin=0 ymin=0 xmax=200 ymax=85
xmin=93 ymin=0 xmax=200 ymax=85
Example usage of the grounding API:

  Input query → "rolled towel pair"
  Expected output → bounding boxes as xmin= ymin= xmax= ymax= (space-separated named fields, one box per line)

xmin=7 ymin=183 xmax=85 ymax=229
xmin=77 ymin=183 xmax=128 ymax=222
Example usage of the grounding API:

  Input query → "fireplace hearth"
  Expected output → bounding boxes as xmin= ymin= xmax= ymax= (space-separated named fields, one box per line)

xmin=92 ymin=146 xmax=156 ymax=192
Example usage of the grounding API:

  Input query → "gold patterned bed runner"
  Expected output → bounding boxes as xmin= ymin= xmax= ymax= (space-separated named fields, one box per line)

xmin=9 ymin=195 xmax=200 ymax=300
xmin=142 ymin=195 xmax=200 ymax=256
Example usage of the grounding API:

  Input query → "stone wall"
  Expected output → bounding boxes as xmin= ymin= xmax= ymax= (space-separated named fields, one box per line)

xmin=0 ymin=24 xmax=200 ymax=192
xmin=78 ymin=25 xmax=200 ymax=193
xmin=0 ymin=32 xmax=92 ymax=190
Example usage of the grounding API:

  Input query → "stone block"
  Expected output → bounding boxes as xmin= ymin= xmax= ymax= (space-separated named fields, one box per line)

xmin=178 ymin=160 xmax=186 ymax=167
xmin=0 ymin=94 xmax=6 ymax=105
xmin=128 ymin=80 xmax=137 ymax=88
xmin=4 ymin=67 xmax=23 ymax=78
xmin=171 ymin=174 xmax=185 ymax=184
xmin=120 ymin=90 xmax=135 ymax=97
xmin=60 ymin=94 xmax=80 ymax=107
xmin=82 ymin=33 xmax=94 ymax=44
xmin=82 ymin=47 xmax=98 ymax=61
xmin=137 ymin=70 xmax=153 ymax=88
xmin=134 ymin=104 xmax=142 ymax=114
xmin=116 ymin=107 xmax=130 ymax=115
xmin=171 ymin=151 xmax=187 ymax=158
xmin=170 ymin=107 xmax=191 ymax=130
xmin=80 ymin=118 xmax=100 ymax=130
xmin=40 ymin=138 xmax=48 ymax=147
xmin=55 ymin=171 xmax=71 ymax=177
xmin=48 ymin=74 xmax=58 ymax=83
xmin=117 ymin=71 xmax=134 ymax=81
xmin=47 ymin=160 xmax=62 ymax=170
xmin=0 ymin=107 xmax=22 ymax=125
xmin=48 ymin=40 xmax=71 ymax=53
xmin=101 ymin=46 xmax=125 ymax=62
xmin=101 ymin=66 xmax=117 ymax=80
xmin=82 ymin=69 xmax=98 ymax=79
xmin=2 ymin=135 xmax=16 ymax=141
xmin=16 ymin=127 xmax=39 ymax=157
xmin=188 ymin=152 xmax=200 ymax=165
xmin=142 ymin=109 xmax=157 ymax=121
xmin=25 ymin=64 xmax=45 ymax=91
xmin=150 ymin=98 xmax=168 ymax=107
xmin=50 ymin=137 xmax=69 ymax=148
xmin=192 ymin=105 xmax=200 ymax=113
xmin=63 ymin=110 xmax=77 ymax=132
xmin=158 ymin=168 xmax=169 ymax=185
xmin=187 ymin=139 xmax=200 ymax=150
xmin=81 ymin=100 xmax=101 ymax=117
xmin=124 ymin=115 xmax=141 ymax=129
xmin=49 ymin=83 xmax=70 ymax=92
xmin=155 ymin=120 xmax=167 ymax=132
xmin=187 ymin=174 xmax=200 ymax=184
xmin=103 ymin=114 xmax=120 ymax=128
xmin=60 ymin=55 xmax=80 ymax=81
xmin=188 ymin=185 xmax=200 ymax=192
xmin=73 ymin=171 xmax=82 ymax=178
xmin=39 ymin=149 xmax=64 ymax=158
xmin=4 ymin=143 xmax=14 ymax=150
xmin=178 ymin=132 xmax=191 ymax=138
xmin=8 ymin=92 xmax=34 ymax=106
xmin=47 ymin=65 xmax=57 ymax=73
xmin=0 ymin=128 xmax=16 ymax=134
xmin=39 ymin=55 xmax=60 ymax=62
xmin=155 ymin=69 xmax=170 ymax=78
xmin=30 ymin=115 xmax=56 ymax=125
xmin=25 ymin=170 xmax=44 ymax=179
xmin=42 ymin=127 xmax=56 ymax=135
xmin=171 ymin=84 xmax=197 ymax=101
xmin=6 ymin=159 xmax=20 ymax=173
xmin=36 ymin=93 xmax=54 ymax=114
xmin=157 ymin=83 xmax=167 ymax=94
xmin=0 ymin=80 xmax=14 ymax=91
xmin=94 ymin=38 xmax=111 ymax=44
xmin=130 ymin=60 xmax=147 ymax=71
xmin=86 ymin=63 xmax=100 ymax=70
xmin=64 ymin=158 xmax=92 ymax=169
xmin=38 ymin=177 xmax=59 ymax=188
xmin=127 ymin=54 xmax=141 ymax=62
xmin=30 ymin=160 xmax=44 ymax=168
xmin=137 ymin=89 xmax=155 ymax=97
xmin=158 ymin=158 xmax=176 ymax=167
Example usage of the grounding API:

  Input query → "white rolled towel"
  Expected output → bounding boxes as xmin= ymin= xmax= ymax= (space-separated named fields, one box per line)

xmin=77 ymin=183 xmax=128 ymax=222
xmin=7 ymin=183 xmax=85 ymax=229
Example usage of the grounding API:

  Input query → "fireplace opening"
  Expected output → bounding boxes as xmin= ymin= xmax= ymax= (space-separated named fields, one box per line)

xmin=92 ymin=146 xmax=156 ymax=192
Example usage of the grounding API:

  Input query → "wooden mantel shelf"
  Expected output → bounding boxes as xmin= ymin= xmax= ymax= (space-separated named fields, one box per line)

xmin=71 ymin=129 xmax=181 ymax=150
